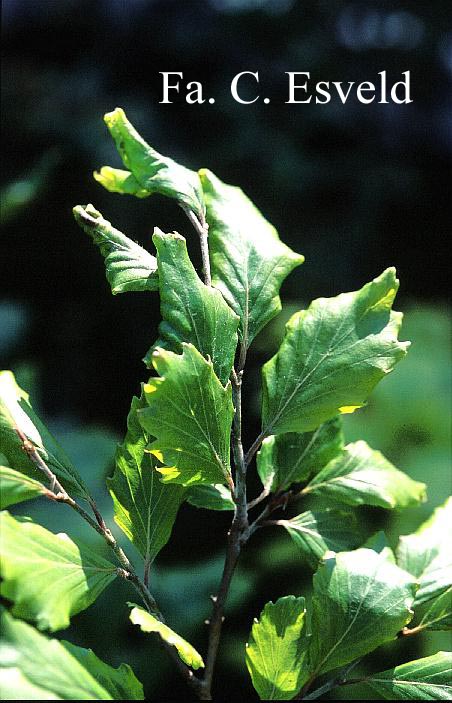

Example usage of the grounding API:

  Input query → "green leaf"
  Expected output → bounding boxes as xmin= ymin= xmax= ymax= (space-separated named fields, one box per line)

xmin=129 ymin=605 xmax=204 ymax=670
xmin=245 ymin=596 xmax=309 ymax=700
xmin=261 ymin=268 xmax=409 ymax=435
xmin=257 ymin=418 xmax=344 ymax=493
xmin=100 ymin=107 xmax=204 ymax=221
xmin=200 ymin=168 xmax=304 ymax=347
xmin=303 ymin=440 xmax=426 ymax=509
xmin=0 ymin=511 xmax=117 ymax=631
xmin=93 ymin=166 xmax=149 ymax=198
xmin=0 ymin=465 xmax=46 ymax=508
xmin=397 ymin=498 xmax=452 ymax=605
xmin=185 ymin=483 xmax=235 ymax=511
xmin=349 ymin=652 xmax=452 ymax=700
xmin=62 ymin=642 xmax=144 ymax=700
xmin=0 ymin=370 xmax=90 ymax=499
xmin=364 ymin=531 xmax=397 ymax=563
xmin=107 ymin=395 xmax=184 ymax=567
xmin=0 ymin=608 xmax=144 ymax=700
xmin=144 ymin=229 xmax=239 ymax=385
xmin=139 ymin=344 xmax=234 ymax=488
xmin=277 ymin=509 xmax=371 ymax=568
xmin=308 ymin=548 xmax=417 ymax=677
xmin=416 ymin=587 xmax=452 ymax=631
xmin=73 ymin=204 xmax=159 ymax=294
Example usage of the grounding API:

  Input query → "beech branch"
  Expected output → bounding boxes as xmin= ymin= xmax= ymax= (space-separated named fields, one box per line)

xmin=14 ymin=427 xmax=202 ymax=696
xmin=199 ymin=367 xmax=250 ymax=699
xmin=184 ymin=207 xmax=212 ymax=287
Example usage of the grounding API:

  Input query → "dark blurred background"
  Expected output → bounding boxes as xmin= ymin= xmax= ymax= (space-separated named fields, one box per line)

xmin=1 ymin=0 xmax=451 ymax=700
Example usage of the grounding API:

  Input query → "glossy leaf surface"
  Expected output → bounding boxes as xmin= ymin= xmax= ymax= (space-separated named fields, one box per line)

xmin=200 ymin=169 xmax=304 ymax=347
xmin=107 ymin=395 xmax=184 ymax=567
xmin=246 ymin=596 xmax=308 ymax=700
xmin=145 ymin=230 xmax=239 ymax=385
xmin=257 ymin=418 xmax=343 ymax=493
xmin=397 ymin=498 xmax=452 ymax=605
xmin=303 ymin=440 xmax=426 ymax=509
xmin=350 ymin=652 xmax=452 ymax=700
xmin=129 ymin=605 xmax=204 ymax=670
xmin=0 ymin=371 xmax=89 ymax=499
xmin=277 ymin=509 xmax=371 ymax=568
xmin=0 ymin=608 xmax=144 ymax=700
xmin=308 ymin=549 xmax=417 ymax=676
xmin=262 ymin=268 xmax=409 ymax=435
xmin=73 ymin=204 xmax=158 ymax=294
xmin=0 ymin=511 xmax=117 ymax=631
xmin=139 ymin=344 xmax=233 ymax=487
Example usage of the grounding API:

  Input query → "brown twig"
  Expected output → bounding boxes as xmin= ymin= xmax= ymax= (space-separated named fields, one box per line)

xmin=245 ymin=430 xmax=267 ymax=467
xmin=184 ymin=208 xmax=212 ymax=287
xmin=199 ymin=368 xmax=249 ymax=699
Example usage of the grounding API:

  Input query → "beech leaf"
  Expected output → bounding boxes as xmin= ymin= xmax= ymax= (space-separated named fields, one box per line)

xmin=0 ymin=608 xmax=144 ymax=700
xmin=0 ymin=370 xmax=89 ymax=499
xmin=99 ymin=107 xmax=204 ymax=221
xmin=139 ymin=344 xmax=234 ymax=488
xmin=107 ymin=395 xmax=185 ymax=568
xmin=73 ymin=204 xmax=159 ymax=294
xmin=348 ymin=651 xmax=452 ymax=700
xmin=186 ymin=483 xmax=235 ymax=511
xmin=144 ymin=229 xmax=239 ymax=385
xmin=277 ymin=509 xmax=372 ymax=568
xmin=397 ymin=498 xmax=452 ymax=606
xmin=303 ymin=440 xmax=426 ymax=509
xmin=93 ymin=166 xmax=149 ymax=198
xmin=262 ymin=268 xmax=409 ymax=435
xmin=200 ymin=168 xmax=304 ymax=347
xmin=0 ymin=465 xmax=46 ymax=508
xmin=308 ymin=548 xmax=417 ymax=677
xmin=246 ymin=596 xmax=309 ymax=700
xmin=129 ymin=605 xmax=204 ymax=670
xmin=0 ymin=511 xmax=117 ymax=631
xmin=257 ymin=418 xmax=344 ymax=493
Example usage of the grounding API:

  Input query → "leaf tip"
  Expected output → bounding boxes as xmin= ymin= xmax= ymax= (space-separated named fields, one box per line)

xmin=104 ymin=107 xmax=125 ymax=126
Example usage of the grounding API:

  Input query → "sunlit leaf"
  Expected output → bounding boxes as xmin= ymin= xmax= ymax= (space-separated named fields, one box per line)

xmin=129 ymin=605 xmax=204 ymax=670
xmin=93 ymin=166 xmax=149 ymax=198
xmin=347 ymin=651 xmax=452 ymax=700
xmin=245 ymin=596 xmax=308 ymax=700
xmin=257 ymin=418 xmax=343 ymax=493
xmin=99 ymin=107 xmax=204 ymax=221
xmin=0 ymin=370 xmax=89 ymax=499
xmin=139 ymin=344 xmax=233 ymax=487
xmin=73 ymin=204 xmax=158 ymax=294
xmin=0 ymin=608 xmax=144 ymax=699
xmin=262 ymin=268 xmax=409 ymax=435
xmin=0 ymin=465 xmax=46 ymax=508
xmin=200 ymin=169 xmax=304 ymax=348
xmin=186 ymin=483 xmax=235 ymax=511
xmin=107 ymin=395 xmax=184 ymax=568
xmin=308 ymin=549 xmax=417 ymax=677
xmin=277 ymin=509 xmax=371 ymax=568
xmin=416 ymin=587 xmax=452 ymax=631
xmin=0 ymin=511 xmax=117 ymax=631
xmin=303 ymin=440 xmax=426 ymax=509
xmin=397 ymin=498 xmax=452 ymax=605
xmin=144 ymin=229 xmax=239 ymax=385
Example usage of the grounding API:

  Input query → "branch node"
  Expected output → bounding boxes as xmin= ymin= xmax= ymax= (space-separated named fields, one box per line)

xmin=116 ymin=568 xmax=130 ymax=579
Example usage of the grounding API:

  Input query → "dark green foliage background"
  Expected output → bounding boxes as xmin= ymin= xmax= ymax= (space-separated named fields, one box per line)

xmin=1 ymin=1 xmax=450 ymax=699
